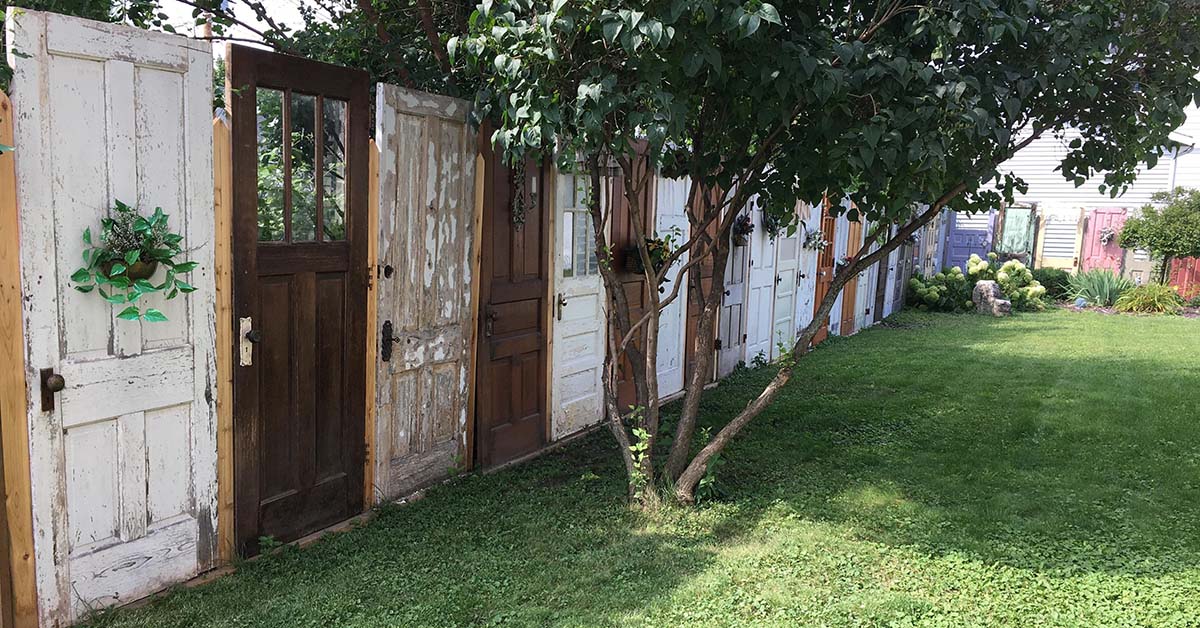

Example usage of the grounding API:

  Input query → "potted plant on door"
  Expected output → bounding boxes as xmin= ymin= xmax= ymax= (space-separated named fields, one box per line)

xmin=70 ymin=200 xmax=198 ymax=322
xmin=732 ymin=214 xmax=754 ymax=246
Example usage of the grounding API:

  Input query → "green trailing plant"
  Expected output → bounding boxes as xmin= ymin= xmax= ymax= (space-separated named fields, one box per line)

xmin=1115 ymin=284 xmax=1184 ymax=314
xmin=1032 ymin=267 xmax=1072 ymax=301
xmin=70 ymin=200 xmax=197 ymax=322
xmin=1068 ymin=269 xmax=1133 ymax=307
xmin=909 ymin=266 xmax=972 ymax=313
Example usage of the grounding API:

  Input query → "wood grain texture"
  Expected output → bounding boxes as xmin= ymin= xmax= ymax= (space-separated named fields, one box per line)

xmin=364 ymin=139 xmax=379 ymax=506
xmin=213 ymin=115 xmax=234 ymax=563
xmin=0 ymin=90 xmax=39 ymax=628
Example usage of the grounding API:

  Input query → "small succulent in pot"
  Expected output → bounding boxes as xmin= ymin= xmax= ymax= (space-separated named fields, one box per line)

xmin=70 ymin=200 xmax=198 ymax=322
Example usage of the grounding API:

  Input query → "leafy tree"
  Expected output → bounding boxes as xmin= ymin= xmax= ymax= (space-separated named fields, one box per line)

xmin=459 ymin=0 xmax=1200 ymax=504
xmin=1120 ymin=187 xmax=1200 ymax=283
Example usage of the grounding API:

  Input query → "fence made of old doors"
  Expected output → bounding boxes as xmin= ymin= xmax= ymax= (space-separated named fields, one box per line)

xmin=745 ymin=202 xmax=777 ymax=363
xmin=718 ymin=221 xmax=750 ymax=378
xmin=996 ymin=205 xmax=1036 ymax=264
xmin=1170 ymin=257 xmax=1200 ymax=299
xmin=1035 ymin=210 xmax=1084 ymax=272
xmin=873 ymin=235 xmax=891 ymax=323
xmin=373 ymin=85 xmax=476 ymax=500
xmin=9 ymin=11 xmax=217 ymax=620
xmin=1081 ymin=208 xmax=1128 ymax=273
xmin=839 ymin=219 xmax=864 ymax=335
xmin=891 ymin=241 xmax=913 ymax=313
xmin=770 ymin=222 xmax=801 ymax=360
xmin=229 ymin=46 xmax=369 ymax=555
xmin=811 ymin=202 xmax=837 ymax=345
xmin=550 ymin=170 xmax=605 ymax=440
xmin=941 ymin=211 xmax=994 ymax=270
xmin=1124 ymin=247 xmax=1155 ymax=285
xmin=477 ymin=146 xmax=549 ymax=467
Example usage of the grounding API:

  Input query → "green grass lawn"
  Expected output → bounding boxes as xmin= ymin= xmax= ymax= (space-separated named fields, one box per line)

xmin=89 ymin=309 xmax=1200 ymax=628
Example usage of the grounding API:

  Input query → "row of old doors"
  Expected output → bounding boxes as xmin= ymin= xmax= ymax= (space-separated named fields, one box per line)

xmin=229 ymin=47 xmax=547 ymax=556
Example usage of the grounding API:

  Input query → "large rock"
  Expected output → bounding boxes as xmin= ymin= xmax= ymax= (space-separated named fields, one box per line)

xmin=973 ymin=280 xmax=1012 ymax=317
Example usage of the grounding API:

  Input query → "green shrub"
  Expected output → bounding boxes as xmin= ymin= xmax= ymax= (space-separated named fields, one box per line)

xmin=1068 ymin=269 xmax=1134 ymax=307
xmin=1188 ymin=294 xmax=1200 ymax=308
xmin=1114 ymin=284 xmax=1184 ymax=314
xmin=909 ymin=266 xmax=972 ymax=312
xmin=1032 ymin=267 xmax=1072 ymax=300
xmin=965 ymin=252 xmax=1047 ymax=311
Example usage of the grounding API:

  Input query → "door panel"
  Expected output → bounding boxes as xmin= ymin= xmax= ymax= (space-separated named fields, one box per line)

xmin=874 ymin=237 xmax=891 ymax=323
xmin=477 ymin=145 xmax=548 ymax=467
xmin=1081 ymin=208 xmax=1128 ymax=273
xmin=9 ymin=12 xmax=217 ymax=619
xmin=373 ymin=85 xmax=476 ymax=500
xmin=655 ymin=178 xmax=690 ymax=398
xmin=771 ymin=226 xmax=800 ymax=360
xmin=229 ymin=45 xmax=368 ymax=555
xmin=1035 ymin=210 xmax=1084 ymax=272
xmin=812 ymin=202 xmax=837 ymax=345
xmin=839 ymin=219 xmax=863 ymax=336
xmin=997 ymin=205 xmax=1036 ymax=264
xmin=892 ymin=242 xmax=912 ymax=313
xmin=551 ymin=171 xmax=605 ymax=439
xmin=942 ymin=211 xmax=994 ymax=271
xmin=686 ymin=185 xmax=720 ymax=385
xmin=718 ymin=226 xmax=749 ymax=378
xmin=745 ymin=202 xmax=776 ymax=363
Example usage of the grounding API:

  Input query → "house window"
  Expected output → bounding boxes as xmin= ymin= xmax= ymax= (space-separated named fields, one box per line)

xmin=559 ymin=174 xmax=599 ymax=278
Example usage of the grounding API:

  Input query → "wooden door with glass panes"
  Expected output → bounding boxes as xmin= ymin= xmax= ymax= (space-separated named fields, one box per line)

xmin=551 ymin=171 xmax=606 ymax=440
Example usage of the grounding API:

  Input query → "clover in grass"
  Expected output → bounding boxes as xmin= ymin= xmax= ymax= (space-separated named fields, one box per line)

xmin=70 ymin=200 xmax=198 ymax=322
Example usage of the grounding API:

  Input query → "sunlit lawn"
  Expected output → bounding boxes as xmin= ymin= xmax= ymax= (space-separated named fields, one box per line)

xmin=89 ymin=308 xmax=1200 ymax=627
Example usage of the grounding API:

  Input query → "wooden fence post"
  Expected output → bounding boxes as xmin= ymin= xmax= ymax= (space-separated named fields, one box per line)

xmin=0 ymin=91 xmax=41 ymax=628
xmin=213 ymin=115 xmax=235 ymax=563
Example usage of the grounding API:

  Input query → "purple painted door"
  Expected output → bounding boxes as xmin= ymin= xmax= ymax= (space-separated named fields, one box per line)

xmin=941 ymin=210 xmax=995 ymax=271
xmin=1081 ymin=208 xmax=1128 ymax=273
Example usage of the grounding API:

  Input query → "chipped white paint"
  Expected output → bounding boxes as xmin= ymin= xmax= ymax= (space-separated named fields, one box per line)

xmin=744 ymin=197 xmax=776 ymax=363
xmin=550 ymin=170 xmax=607 ymax=439
xmin=373 ymin=84 xmax=476 ymax=501
xmin=792 ymin=202 xmax=819 ymax=341
xmin=653 ymin=177 xmax=689 ymax=399
xmin=7 ymin=10 xmax=216 ymax=624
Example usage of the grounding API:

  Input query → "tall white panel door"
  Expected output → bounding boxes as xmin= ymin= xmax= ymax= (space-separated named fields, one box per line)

xmin=744 ymin=201 xmax=777 ymax=364
xmin=717 ymin=225 xmax=749 ymax=378
xmin=855 ymin=222 xmax=876 ymax=330
xmin=654 ymin=178 xmax=690 ymax=399
xmin=794 ymin=203 xmax=819 ymax=337
xmin=770 ymin=228 xmax=800 ymax=361
xmin=9 ymin=11 xmax=216 ymax=622
xmin=829 ymin=212 xmax=850 ymax=336
xmin=550 ymin=171 xmax=606 ymax=439
xmin=881 ymin=244 xmax=900 ymax=318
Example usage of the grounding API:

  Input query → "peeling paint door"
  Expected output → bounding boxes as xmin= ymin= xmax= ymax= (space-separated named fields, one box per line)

xmin=996 ymin=205 xmax=1036 ymax=264
xmin=8 ymin=12 xmax=217 ymax=621
xmin=718 ymin=222 xmax=749 ymax=378
xmin=550 ymin=171 xmax=605 ymax=440
xmin=941 ymin=211 xmax=994 ymax=271
xmin=654 ymin=178 xmax=690 ymax=399
xmin=1035 ymin=210 xmax=1084 ymax=272
xmin=770 ymin=225 xmax=801 ymax=360
xmin=839 ymin=219 xmax=863 ymax=335
xmin=229 ymin=45 xmax=369 ymax=555
xmin=745 ymin=202 xmax=777 ymax=364
xmin=811 ymin=202 xmax=837 ymax=345
xmin=373 ymin=85 xmax=476 ymax=500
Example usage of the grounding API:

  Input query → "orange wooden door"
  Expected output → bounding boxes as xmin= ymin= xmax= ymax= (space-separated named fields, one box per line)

xmin=811 ymin=202 xmax=837 ymax=345
xmin=839 ymin=219 xmax=864 ymax=335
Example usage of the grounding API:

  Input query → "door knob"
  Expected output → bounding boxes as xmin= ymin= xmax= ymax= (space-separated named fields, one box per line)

xmin=556 ymin=293 xmax=568 ymax=321
xmin=485 ymin=307 xmax=499 ymax=337
xmin=245 ymin=329 xmax=262 ymax=344
xmin=40 ymin=368 xmax=64 ymax=412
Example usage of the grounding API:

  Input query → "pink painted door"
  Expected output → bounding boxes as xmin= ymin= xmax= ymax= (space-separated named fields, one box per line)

xmin=1170 ymin=258 xmax=1200 ymax=299
xmin=1081 ymin=208 xmax=1128 ymax=273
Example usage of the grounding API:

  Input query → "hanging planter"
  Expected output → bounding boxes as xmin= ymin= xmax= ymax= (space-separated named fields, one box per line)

xmin=802 ymin=225 xmax=829 ymax=252
xmin=624 ymin=235 xmax=675 ymax=276
xmin=732 ymin=214 xmax=754 ymax=246
xmin=70 ymin=200 xmax=198 ymax=322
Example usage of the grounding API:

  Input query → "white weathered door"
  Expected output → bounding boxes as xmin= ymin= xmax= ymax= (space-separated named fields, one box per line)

xmin=654 ymin=178 xmax=690 ymax=399
xmin=9 ymin=11 xmax=216 ymax=622
xmin=771 ymin=229 xmax=800 ymax=360
xmin=793 ymin=203 xmax=819 ymax=337
xmin=717 ymin=220 xmax=749 ymax=378
xmin=373 ymin=85 xmax=476 ymax=500
xmin=745 ymin=202 xmax=776 ymax=363
xmin=856 ymin=222 xmax=876 ymax=330
xmin=550 ymin=170 xmax=606 ymax=439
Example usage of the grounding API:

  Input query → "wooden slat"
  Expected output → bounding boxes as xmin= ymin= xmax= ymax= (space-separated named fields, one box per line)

xmin=213 ymin=116 xmax=235 ymax=563
xmin=363 ymin=139 xmax=379 ymax=506
xmin=0 ymin=91 xmax=39 ymax=628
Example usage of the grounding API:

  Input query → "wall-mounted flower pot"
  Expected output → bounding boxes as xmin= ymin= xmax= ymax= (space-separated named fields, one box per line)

xmin=732 ymin=233 xmax=750 ymax=247
xmin=102 ymin=259 xmax=159 ymax=281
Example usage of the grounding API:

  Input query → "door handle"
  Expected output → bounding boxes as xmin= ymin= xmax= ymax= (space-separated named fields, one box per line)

xmin=556 ymin=293 xmax=568 ymax=321
xmin=238 ymin=317 xmax=255 ymax=367
xmin=775 ymin=274 xmax=782 ymax=284
xmin=724 ymin=289 xmax=731 ymax=297
xmin=485 ymin=307 xmax=498 ymax=337
xmin=40 ymin=367 xmax=65 ymax=412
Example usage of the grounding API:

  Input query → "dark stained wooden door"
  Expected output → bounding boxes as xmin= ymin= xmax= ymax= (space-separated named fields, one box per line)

xmin=229 ymin=46 xmax=369 ymax=555
xmin=609 ymin=153 xmax=654 ymax=410
xmin=476 ymin=140 xmax=549 ymax=467
xmin=839 ymin=219 xmax=863 ymax=335
xmin=685 ymin=186 xmax=721 ymax=384
xmin=811 ymin=201 xmax=837 ymax=345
